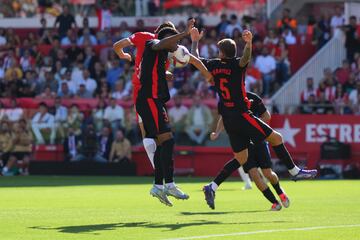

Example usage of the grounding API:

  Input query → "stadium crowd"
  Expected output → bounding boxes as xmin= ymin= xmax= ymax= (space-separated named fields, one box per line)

xmin=0 ymin=3 xmax=359 ymax=175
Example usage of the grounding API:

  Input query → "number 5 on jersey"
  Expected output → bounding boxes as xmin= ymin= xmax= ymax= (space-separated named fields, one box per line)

xmin=220 ymin=78 xmax=231 ymax=100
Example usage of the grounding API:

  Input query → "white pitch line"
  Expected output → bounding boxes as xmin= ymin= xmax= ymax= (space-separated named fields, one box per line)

xmin=164 ymin=224 xmax=360 ymax=240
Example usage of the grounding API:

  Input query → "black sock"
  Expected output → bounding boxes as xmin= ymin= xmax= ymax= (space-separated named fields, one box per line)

xmin=271 ymin=182 xmax=283 ymax=195
xmin=262 ymin=187 xmax=278 ymax=204
xmin=154 ymin=146 xmax=163 ymax=185
xmin=272 ymin=143 xmax=296 ymax=170
xmin=214 ymin=159 xmax=241 ymax=186
xmin=160 ymin=139 xmax=175 ymax=183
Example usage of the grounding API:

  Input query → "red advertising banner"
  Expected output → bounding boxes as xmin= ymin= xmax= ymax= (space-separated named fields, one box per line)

xmin=69 ymin=0 xmax=95 ymax=4
xmin=270 ymin=115 xmax=360 ymax=152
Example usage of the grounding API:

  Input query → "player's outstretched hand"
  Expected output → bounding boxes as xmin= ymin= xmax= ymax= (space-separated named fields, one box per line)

xmin=165 ymin=71 xmax=173 ymax=81
xmin=242 ymin=30 xmax=253 ymax=43
xmin=190 ymin=28 xmax=204 ymax=42
xmin=185 ymin=18 xmax=195 ymax=34
xmin=210 ymin=132 xmax=219 ymax=141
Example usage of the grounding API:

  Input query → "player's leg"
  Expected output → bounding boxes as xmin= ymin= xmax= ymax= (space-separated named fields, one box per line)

xmin=238 ymin=166 xmax=252 ymax=190
xmin=266 ymin=130 xmax=317 ymax=180
xmin=2 ymin=154 xmax=17 ymax=176
xmin=261 ymin=168 xmax=290 ymax=208
xmin=136 ymin=99 xmax=171 ymax=206
xmin=156 ymin=103 xmax=189 ymax=200
xmin=247 ymin=168 xmax=281 ymax=211
xmin=243 ymin=112 xmax=317 ymax=180
xmin=203 ymin=127 xmax=249 ymax=209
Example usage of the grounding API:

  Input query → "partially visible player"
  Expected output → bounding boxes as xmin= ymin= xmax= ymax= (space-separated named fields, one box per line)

xmin=208 ymin=92 xmax=290 ymax=211
xmin=136 ymin=19 xmax=213 ymax=206
xmin=190 ymin=28 xmax=317 ymax=209
xmin=113 ymin=22 xmax=175 ymax=206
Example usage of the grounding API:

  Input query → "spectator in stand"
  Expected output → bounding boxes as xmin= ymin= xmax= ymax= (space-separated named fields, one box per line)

xmin=54 ymin=4 xmax=77 ymax=38
xmin=58 ymin=69 xmax=76 ymax=94
xmin=19 ymin=50 xmax=34 ymax=72
xmin=300 ymin=93 xmax=317 ymax=114
xmin=71 ymin=61 xmax=85 ymax=89
xmin=104 ymin=97 xmax=125 ymax=133
xmin=77 ymin=28 xmax=97 ymax=46
xmin=349 ymin=81 xmax=360 ymax=106
xmin=225 ymin=14 xmax=242 ymax=38
xmin=255 ymin=48 xmax=276 ymax=97
xmin=336 ymin=60 xmax=351 ymax=85
xmin=200 ymin=37 xmax=217 ymax=59
xmin=301 ymin=77 xmax=317 ymax=103
xmin=0 ymin=121 xmax=13 ymax=169
xmin=54 ymin=97 xmax=68 ymax=140
xmin=38 ymin=70 xmax=58 ymax=94
xmin=0 ymin=102 xmax=5 ymax=121
xmin=330 ymin=6 xmax=345 ymax=33
xmin=185 ymin=96 xmax=213 ymax=145
xmin=318 ymin=92 xmax=335 ymax=114
xmin=320 ymin=67 xmax=336 ymax=101
xmin=263 ymin=29 xmax=279 ymax=48
xmin=36 ymin=86 xmax=56 ymax=99
xmin=66 ymin=40 xmax=84 ymax=64
xmin=63 ymin=127 xmax=81 ymax=162
xmin=6 ymin=99 xmax=23 ymax=123
xmin=73 ymin=123 xmax=107 ymax=163
xmin=92 ymin=99 xmax=107 ymax=132
xmin=91 ymin=62 xmax=106 ymax=83
xmin=31 ymin=102 xmax=56 ymax=144
xmin=82 ymin=69 xmax=97 ymax=96
xmin=17 ymin=70 xmax=37 ymax=97
xmin=97 ymin=126 xmax=113 ymax=161
xmin=245 ymin=60 xmax=262 ymax=92
xmin=38 ymin=18 xmax=52 ymax=45
xmin=216 ymin=13 xmax=230 ymax=37
xmin=275 ymin=38 xmax=290 ymax=85
xmin=106 ymin=59 xmax=123 ymax=88
xmin=276 ymin=8 xmax=297 ymax=33
xmin=111 ymin=79 xmax=129 ymax=100
xmin=0 ymin=28 xmax=7 ymax=46
xmin=58 ymin=82 xmax=74 ymax=99
xmin=343 ymin=16 xmax=360 ymax=62
xmin=66 ymin=104 xmax=83 ymax=137
xmin=317 ymin=14 xmax=331 ymax=48
xmin=343 ymin=73 xmax=356 ymax=94
xmin=75 ymin=83 xmax=92 ymax=98
xmin=168 ymin=95 xmax=188 ymax=140
xmin=178 ymin=82 xmax=195 ymax=98
xmin=282 ymin=27 xmax=296 ymax=45
xmin=109 ymin=129 xmax=131 ymax=163
xmin=334 ymin=83 xmax=352 ymax=114
xmin=2 ymin=121 xmax=32 ymax=176
xmin=60 ymin=29 xmax=76 ymax=46
xmin=84 ymin=46 xmax=98 ymax=75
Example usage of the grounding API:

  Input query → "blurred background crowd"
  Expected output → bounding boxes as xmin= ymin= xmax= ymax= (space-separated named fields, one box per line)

xmin=0 ymin=1 xmax=359 ymax=175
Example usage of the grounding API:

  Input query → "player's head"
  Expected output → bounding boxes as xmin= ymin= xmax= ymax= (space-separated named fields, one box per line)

xmin=157 ymin=27 xmax=179 ymax=52
xmin=217 ymin=38 xmax=237 ymax=59
xmin=154 ymin=21 xmax=176 ymax=34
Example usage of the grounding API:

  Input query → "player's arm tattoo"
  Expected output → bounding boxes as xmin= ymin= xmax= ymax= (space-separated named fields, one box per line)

xmin=191 ymin=41 xmax=200 ymax=58
xmin=151 ymin=32 xmax=187 ymax=51
xmin=239 ymin=42 xmax=252 ymax=68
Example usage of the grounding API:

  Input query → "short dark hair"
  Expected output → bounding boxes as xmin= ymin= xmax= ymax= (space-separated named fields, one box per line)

xmin=217 ymin=38 xmax=237 ymax=58
xmin=154 ymin=21 xmax=176 ymax=34
xmin=39 ymin=102 xmax=48 ymax=108
xmin=157 ymin=27 xmax=179 ymax=40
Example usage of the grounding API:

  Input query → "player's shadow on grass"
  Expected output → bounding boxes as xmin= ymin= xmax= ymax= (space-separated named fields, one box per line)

xmin=180 ymin=210 xmax=268 ymax=215
xmin=30 ymin=220 xmax=228 ymax=234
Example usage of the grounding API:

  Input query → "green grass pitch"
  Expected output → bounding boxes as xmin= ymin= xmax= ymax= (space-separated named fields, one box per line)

xmin=0 ymin=176 xmax=359 ymax=240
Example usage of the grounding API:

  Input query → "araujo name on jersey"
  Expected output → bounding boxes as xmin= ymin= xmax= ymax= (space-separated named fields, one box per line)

xmin=212 ymin=68 xmax=231 ymax=76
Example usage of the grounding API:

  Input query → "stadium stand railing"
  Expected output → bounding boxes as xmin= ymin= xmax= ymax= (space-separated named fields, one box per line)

xmin=266 ymin=0 xmax=284 ymax=18
xmin=270 ymin=29 xmax=346 ymax=113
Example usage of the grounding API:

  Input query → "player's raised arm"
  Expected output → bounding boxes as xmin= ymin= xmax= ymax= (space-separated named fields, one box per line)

xmin=190 ymin=27 xmax=204 ymax=58
xmin=113 ymin=38 xmax=133 ymax=62
xmin=260 ymin=110 xmax=271 ymax=124
xmin=188 ymin=54 xmax=214 ymax=84
xmin=239 ymin=30 xmax=253 ymax=68
xmin=151 ymin=19 xmax=195 ymax=51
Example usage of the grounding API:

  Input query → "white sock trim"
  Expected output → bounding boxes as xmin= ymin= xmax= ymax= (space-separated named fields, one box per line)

xmin=143 ymin=138 xmax=157 ymax=168
xmin=210 ymin=181 xmax=218 ymax=191
xmin=289 ymin=166 xmax=301 ymax=176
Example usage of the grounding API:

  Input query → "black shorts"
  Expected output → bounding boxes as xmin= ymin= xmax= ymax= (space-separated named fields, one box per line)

xmin=222 ymin=111 xmax=273 ymax=152
xmin=135 ymin=97 xmax=171 ymax=138
xmin=243 ymin=142 xmax=272 ymax=173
